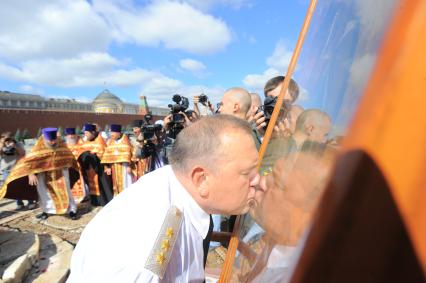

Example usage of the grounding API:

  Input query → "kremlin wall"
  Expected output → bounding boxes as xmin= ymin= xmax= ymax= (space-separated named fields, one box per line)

xmin=0 ymin=89 xmax=169 ymax=137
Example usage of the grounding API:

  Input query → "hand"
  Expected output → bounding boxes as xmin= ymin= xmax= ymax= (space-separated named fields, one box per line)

xmin=163 ymin=114 xmax=172 ymax=130
xmin=28 ymin=174 xmax=38 ymax=186
xmin=179 ymin=111 xmax=191 ymax=126
xmin=273 ymin=120 xmax=291 ymax=138
xmin=191 ymin=111 xmax=200 ymax=121
xmin=254 ymin=111 xmax=266 ymax=133
xmin=193 ymin=96 xmax=200 ymax=104
xmin=126 ymin=167 xmax=132 ymax=174
xmin=105 ymin=167 xmax=112 ymax=175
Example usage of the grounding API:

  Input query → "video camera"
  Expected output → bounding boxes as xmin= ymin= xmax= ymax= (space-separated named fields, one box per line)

xmin=167 ymin=94 xmax=189 ymax=139
xmin=140 ymin=114 xmax=162 ymax=158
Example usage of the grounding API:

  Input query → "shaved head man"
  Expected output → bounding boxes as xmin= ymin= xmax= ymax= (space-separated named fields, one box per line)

xmin=219 ymin=87 xmax=252 ymax=120
xmin=293 ymin=109 xmax=332 ymax=147
xmin=248 ymin=93 xmax=262 ymax=119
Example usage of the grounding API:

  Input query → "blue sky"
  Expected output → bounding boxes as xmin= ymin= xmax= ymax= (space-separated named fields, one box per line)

xmin=0 ymin=0 xmax=309 ymax=107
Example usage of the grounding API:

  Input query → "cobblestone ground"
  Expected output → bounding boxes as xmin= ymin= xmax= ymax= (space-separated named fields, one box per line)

xmin=0 ymin=199 xmax=98 ymax=246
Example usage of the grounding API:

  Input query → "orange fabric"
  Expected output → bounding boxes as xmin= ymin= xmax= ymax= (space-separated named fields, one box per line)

xmin=132 ymin=157 xmax=150 ymax=180
xmin=101 ymin=134 xmax=132 ymax=164
xmin=78 ymin=134 xmax=106 ymax=159
xmin=343 ymin=0 xmax=426 ymax=272
xmin=66 ymin=137 xmax=85 ymax=203
xmin=0 ymin=137 xmax=77 ymax=212
xmin=44 ymin=169 xmax=71 ymax=214
xmin=111 ymin=163 xmax=124 ymax=196
xmin=77 ymin=134 xmax=106 ymax=197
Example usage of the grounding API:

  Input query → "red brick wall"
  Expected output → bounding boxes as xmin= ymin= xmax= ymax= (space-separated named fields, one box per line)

xmin=0 ymin=109 xmax=163 ymax=137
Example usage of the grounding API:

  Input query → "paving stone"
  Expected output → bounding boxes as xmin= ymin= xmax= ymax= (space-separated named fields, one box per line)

xmin=24 ymin=234 xmax=73 ymax=283
xmin=0 ymin=230 xmax=39 ymax=283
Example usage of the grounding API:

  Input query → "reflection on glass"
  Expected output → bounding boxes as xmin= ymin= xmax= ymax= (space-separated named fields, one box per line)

xmin=230 ymin=0 xmax=398 ymax=282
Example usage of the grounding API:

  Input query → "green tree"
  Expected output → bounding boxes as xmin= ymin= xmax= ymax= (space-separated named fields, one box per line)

xmin=57 ymin=127 xmax=63 ymax=137
xmin=14 ymin=129 xmax=21 ymax=141
xmin=22 ymin=129 xmax=30 ymax=140
xmin=75 ymin=125 xmax=82 ymax=135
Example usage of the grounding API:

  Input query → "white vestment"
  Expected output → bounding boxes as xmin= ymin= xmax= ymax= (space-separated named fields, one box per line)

xmin=36 ymin=169 xmax=77 ymax=214
xmin=68 ymin=165 xmax=210 ymax=283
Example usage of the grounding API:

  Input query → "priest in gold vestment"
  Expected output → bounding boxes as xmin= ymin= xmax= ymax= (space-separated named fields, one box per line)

xmin=101 ymin=124 xmax=133 ymax=196
xmin=65 ymin=127 xmax=86 ymax=204
xmin=0 ymin=128 xmax=79 ymax=220
xmin=78 ymin=123 xmax=113 ymax=206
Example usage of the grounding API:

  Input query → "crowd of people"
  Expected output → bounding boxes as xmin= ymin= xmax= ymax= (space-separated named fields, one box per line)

xmin=0 ymin=75 xmax=338 ymax=282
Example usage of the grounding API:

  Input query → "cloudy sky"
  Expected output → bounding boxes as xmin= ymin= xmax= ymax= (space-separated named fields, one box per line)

xmin=0 ymin=0 xmax=309 ymax=107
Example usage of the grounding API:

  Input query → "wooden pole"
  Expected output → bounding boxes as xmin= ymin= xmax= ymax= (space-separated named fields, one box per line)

xmin=218 ymin=0 xmax=318 ymax=281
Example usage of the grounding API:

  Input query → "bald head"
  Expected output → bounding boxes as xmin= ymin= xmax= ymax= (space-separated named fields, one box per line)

xmin=295 ymin=109 xmax=331 ymax=143
xmin=219 ymin=87 xmax=252 ymax=119
xmin=169 ymin=114 xmax=253 ymax=173
xmin=248 ymin=93 xmax=262 ymax=118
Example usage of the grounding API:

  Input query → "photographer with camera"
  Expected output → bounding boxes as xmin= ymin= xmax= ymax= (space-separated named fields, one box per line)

xmin=254 ymin=76 xmax=300 ymax=135
xmin=0 ymin=131 xmax=31 ymax=209
xmin=131 ymin=115 xmax=164 ymax=178
xmin=155 ymin=94 xmax=191 ymax=166
xmin=193 ymin=93 xmax=214 ymax=117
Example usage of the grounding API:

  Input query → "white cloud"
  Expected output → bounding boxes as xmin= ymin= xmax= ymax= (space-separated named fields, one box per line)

xmin=266 ymin=40 xmax=293 ymax=71
xmin=243 ymin=68 xmax=281 ymax=94
xmin=243 ymin=39 xmax=294 ymax=94
xmin=19 ymin=85 xmax=44 ymax=95
xmin=183 ymin=0 xmax=252 ymax=11
xmin=0 ymin=0 xmax=231 ymax=108
xmin=0 ymin=52 xmax=179 ymax=88
xmin=179 ymin=58 xmax=206 ymax=77
xmin=92 ymin=0 xmax=232 ymax=54
xmin=0 ymin=1 xmax=232 ymax=62
xmin=0 ymin=1 xmax=110 ymax=62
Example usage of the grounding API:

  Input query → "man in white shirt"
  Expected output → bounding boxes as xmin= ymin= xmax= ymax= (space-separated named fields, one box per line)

xmin=67 ymin=114 xmax=260 ymax=282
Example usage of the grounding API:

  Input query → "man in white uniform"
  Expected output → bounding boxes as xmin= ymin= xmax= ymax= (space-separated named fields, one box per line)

xmin=68 ymin=115 xmax=260 ymax=282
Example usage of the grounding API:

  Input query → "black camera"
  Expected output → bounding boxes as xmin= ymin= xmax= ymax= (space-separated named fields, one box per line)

xmin=140 ymin=114 xmax=162 ymax=158
xmin=199 ymin=94 xmax=208 ymax=104
xmin=167 ymin=94 xmax=189 ymax=139
xmin=257 ymin=97 xmax=291 ymax=129
xmin=168 ymin=94 xmax=189 ymax=116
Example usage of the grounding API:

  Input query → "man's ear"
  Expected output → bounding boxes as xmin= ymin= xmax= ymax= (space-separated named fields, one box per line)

xmin=191 ymin=166 xmax=209 ymax=198
xmin=233 ymin=103 xmax=240 ymax=114
xmin=305 ymin=124 xmax=314 ymax=136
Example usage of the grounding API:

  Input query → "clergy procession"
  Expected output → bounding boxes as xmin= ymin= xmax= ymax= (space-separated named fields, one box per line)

xmin=0 ymin=122 xmax=152 ymax=220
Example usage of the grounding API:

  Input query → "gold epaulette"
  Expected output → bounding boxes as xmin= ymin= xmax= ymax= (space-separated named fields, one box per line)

xmin=144 ymin=206 xmax=183 ymax=279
